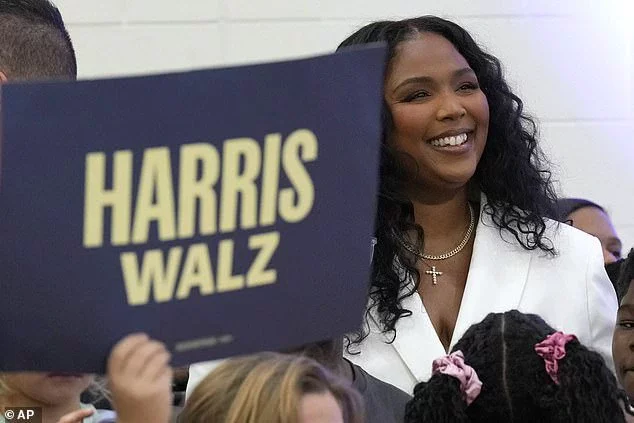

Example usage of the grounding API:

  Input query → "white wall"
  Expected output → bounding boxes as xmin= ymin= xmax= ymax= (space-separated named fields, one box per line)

xmin=56 ymin=0 xmax=634 ymax=251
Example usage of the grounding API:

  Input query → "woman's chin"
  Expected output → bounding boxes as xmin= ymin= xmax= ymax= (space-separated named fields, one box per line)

xmin=429 ymin=172 xmax=477 ymax=191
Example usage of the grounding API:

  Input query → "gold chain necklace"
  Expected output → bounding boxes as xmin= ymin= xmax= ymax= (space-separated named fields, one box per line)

xmin=402 ymin=203 xmax=475 ymax=285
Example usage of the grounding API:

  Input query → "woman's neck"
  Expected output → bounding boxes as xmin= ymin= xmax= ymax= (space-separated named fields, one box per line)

xmin=407 ymin=187 xmax=472 ymax=254
xmin=4 ymin=394 xmax=83 ymax=423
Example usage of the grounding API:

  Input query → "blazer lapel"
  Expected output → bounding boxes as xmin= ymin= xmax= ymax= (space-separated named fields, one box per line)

xmin=449 ymin=197 xmax=532 ymax=348
xmin=391 ymin=290 xmax=447 ymax=382
xmin=387 ymin=195 xmax=532 ymax=382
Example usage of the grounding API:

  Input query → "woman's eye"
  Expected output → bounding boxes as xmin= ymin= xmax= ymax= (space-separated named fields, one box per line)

xmin=618 ymin=321 xmax=634 ymax=329
xmin=404 ymin=91 xmax=430 ymax=101
xmin=458 ymin=82 xmax=478 ymax=91
xmin=612 ymin=250 xmax=622 ymax=259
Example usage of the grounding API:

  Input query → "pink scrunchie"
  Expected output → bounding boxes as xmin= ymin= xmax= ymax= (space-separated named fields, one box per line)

xmin=534 ymin=331 xmax=577 ymax=385
xmin=432 ymin=350 xmax=482 ymax=405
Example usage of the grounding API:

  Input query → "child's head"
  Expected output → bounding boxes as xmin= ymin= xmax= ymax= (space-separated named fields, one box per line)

xmin=613 ymin=249 xmax=634 ymax=401
xmin=606 ymin=258 xmax=625 ymax=289
xmin=181 ymin=352 xmax=364 ymax=423
xmin=406 ymin=310 xmax=626 ymax=422
xmin=0 ymin=372 xmax=94 ymax=407
xmin=615 ymin=249 xmax=634 ymax=303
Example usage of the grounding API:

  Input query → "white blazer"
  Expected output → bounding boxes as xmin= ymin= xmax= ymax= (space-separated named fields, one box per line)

xmin=345 ymin=205 xmax=618 ymax=394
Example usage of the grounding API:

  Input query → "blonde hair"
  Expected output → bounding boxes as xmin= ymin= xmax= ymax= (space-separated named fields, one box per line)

xmin=0 ymin=376 xmax=11 ymax=407
xmin=181 ymin=352 xmax=364 ymax=423
xmin=0 ymin=374 xmax=21 ymax=406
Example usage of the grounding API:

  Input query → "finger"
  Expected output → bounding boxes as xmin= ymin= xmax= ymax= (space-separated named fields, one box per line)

xmin=56 ymin=408 xmax=94 ymax=423
xmin=159 ymin=367 xmax=175 ymax=390
xmin=137 ymin=345 xmax=172 ymax=381
xmin=124 ymin=340 xmax=168 ymax=377
xmin=150 ymin=367 xmax=174 ymax=398
xmin=107 ymin=333 xmax=149 ymax=375
xmin=144 ymin=350 xmax=173 ymax=382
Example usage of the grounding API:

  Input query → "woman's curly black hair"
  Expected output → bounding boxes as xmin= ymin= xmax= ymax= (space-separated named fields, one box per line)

xmin=405 ymin=311 xmax=629 ymax=422
xmin=336 ymin=16 xmax=559 ymax=345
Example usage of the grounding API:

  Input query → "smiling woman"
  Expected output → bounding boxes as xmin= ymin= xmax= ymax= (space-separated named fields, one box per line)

xmin=336 ymin=16 xmax=617 ymax=394
xmin=385 ymin=33 xmax=489 ymax=191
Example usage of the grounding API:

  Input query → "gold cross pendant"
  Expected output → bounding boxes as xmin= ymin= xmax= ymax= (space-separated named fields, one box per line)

xmin=425 ymin=266 xmax=443 ymax=285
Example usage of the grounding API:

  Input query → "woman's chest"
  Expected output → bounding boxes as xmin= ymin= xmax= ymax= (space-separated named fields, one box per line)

xmin=416 ymin=253 xmax=471 ymax=350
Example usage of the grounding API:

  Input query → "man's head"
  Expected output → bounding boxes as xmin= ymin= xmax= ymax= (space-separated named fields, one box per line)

xmin=0 ymin=0 xmax=76 ymax=81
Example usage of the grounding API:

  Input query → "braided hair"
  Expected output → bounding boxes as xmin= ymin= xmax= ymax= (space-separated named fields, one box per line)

xmin=405 ymin=310 xmax=628 ymax=422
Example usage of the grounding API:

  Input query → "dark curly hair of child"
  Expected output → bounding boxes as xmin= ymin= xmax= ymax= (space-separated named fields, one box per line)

xmin=405 ymin=310 xmax=630 ymax=422
xmin=616 ymin=249 xmax=634 ymax=302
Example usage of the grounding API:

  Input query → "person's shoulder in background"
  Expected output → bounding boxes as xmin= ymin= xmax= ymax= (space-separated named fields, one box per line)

xmin=350 ymin=361 xmax=411 ymax=423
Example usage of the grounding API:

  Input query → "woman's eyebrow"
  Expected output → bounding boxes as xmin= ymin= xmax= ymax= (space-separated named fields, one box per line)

xmin=453 ymin=67 xmax=476 ymax=78
xmin=391 ymin=67 xmax=475 ymax=93
xmin=392 ymin=75 xmax=434 ymax=93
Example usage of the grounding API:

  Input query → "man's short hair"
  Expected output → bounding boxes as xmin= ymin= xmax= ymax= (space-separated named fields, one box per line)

xmin=0 ymin=0 xmax=76 ymax=80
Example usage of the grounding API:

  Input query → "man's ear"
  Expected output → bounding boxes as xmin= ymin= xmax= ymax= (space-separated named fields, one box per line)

xmin=0 ymin=70 xmax=7 ymax=83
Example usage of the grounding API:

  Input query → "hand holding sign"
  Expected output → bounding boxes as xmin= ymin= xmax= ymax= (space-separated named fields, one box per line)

xmin=107 ymin=333 xmax=172 ymax=423
xmin=56 ymin=409 xmax=95 ymax=423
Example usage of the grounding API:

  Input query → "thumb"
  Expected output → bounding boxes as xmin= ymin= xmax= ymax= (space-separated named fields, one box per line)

xmin=56 ymin=408 xmax=95 ymax=423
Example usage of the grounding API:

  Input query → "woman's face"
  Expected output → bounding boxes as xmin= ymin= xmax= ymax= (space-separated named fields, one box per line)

xmin=384 ymin=32 xmax=489 ymax=192
xmin=2 ymin=372 xmax=93 ymax=406
xmin=567 ymin=206 xmax=622 ymax=264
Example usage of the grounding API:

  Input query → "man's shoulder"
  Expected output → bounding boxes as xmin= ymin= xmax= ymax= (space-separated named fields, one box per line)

xmin=352 ymin=363 xmax=411 ymax=423
xmin=354 ymin=363 xmax=411 ymax=402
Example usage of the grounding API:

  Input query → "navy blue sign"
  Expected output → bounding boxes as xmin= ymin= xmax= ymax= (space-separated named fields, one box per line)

xmin=0 ymin=45 xmax=386 ymax=373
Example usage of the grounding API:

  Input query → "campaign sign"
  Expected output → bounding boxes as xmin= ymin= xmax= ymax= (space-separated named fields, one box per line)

xmin=0 ymin=45 xmax=386 ymax=373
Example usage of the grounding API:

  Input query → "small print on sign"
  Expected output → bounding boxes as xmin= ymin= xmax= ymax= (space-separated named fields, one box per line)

xmin=3 ymin=408 xmax=42 ymax=423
